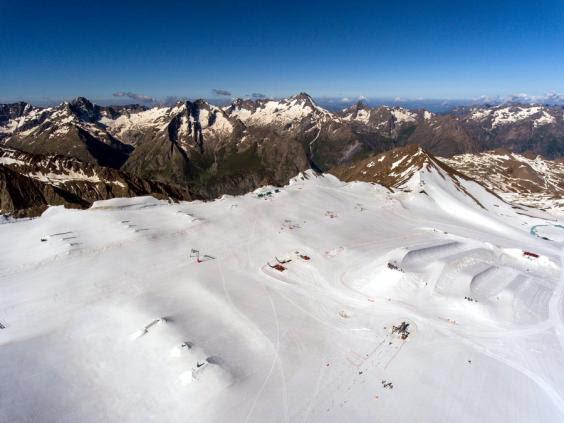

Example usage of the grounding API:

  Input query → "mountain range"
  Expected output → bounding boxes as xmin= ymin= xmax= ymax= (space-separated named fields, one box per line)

xmin=1 ymin=93 xmax=563 ymax=216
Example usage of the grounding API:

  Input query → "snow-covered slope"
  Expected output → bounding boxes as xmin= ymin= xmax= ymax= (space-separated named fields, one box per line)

xmin=330 ymin=144 xmax=553 ymax=233
xmin=1 ymin=168 xmax=564 ymax=422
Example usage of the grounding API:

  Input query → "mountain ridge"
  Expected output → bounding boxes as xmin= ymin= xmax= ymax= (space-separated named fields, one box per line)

xmin=1 ymin=93 xmax=563 ymax=216
xmin=0 ymin=146 xmax=198 ymax=217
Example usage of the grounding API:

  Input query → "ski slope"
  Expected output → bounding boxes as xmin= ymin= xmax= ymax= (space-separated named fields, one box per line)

xmin=1 ymin=170 xmax=563 ymax=422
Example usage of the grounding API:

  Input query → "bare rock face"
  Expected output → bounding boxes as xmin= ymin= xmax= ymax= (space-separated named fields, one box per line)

xmin=0 ymin=147 xmax=198 ymax=217
xmin=328 ymin=144 xmax=465 ymax=188
xmin=0 ymin=102 xmax=34 ymax=126
xmin=0 ymin=165 xmax=57 ymax=217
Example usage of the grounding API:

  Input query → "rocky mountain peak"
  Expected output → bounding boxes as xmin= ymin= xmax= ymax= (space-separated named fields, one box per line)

xmin=191 ymin=99 xmax=211 ymax=109
xmin=0 ymin=102 xmax=35 ymax=124
xmin=329 ymin=144 xmax=456 ymax=189
xmin=288 ymin=92 xmax=318 ymax=108
xmin=342 ymin=100 xmax=369 ymax=114
xmin=70 ymin=96 xmax=94 ymax=110
xmin=228 ymin=98 xmax=259 ymax=112
xmin=68 ymin=97 xmax=99 ymax=122
xmin=354 ymin=100 xmax=369 ymax=110
xmin=291 ymin=92 xmax=314 ymax=101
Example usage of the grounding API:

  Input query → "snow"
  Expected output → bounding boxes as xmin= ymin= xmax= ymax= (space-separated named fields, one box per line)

xmin=99 ymin=103 xmax=234 ymax=140
xmin=0 ymin=157 xmax=25 ymax=166
xmin=1 ymin=169 xmax=564 ymax=422
xmin=0 ymin=148 xmax=126 ymax=187
xmin=468 ymin=106 xmax=556 ymax=128
xmin=492 ymin=106 xmax=544 ymax=127
xmin=354 ymin=109 xmax=371 ymax=124
xmin=229 ymin=97 xmax=332 ymax=127
xmin=343 ymin=109 xmax=372 ymax=124
xmin=99 ymin=106 xmax=177 ymax=137
xmin=230 ymin=107 xmax=253 ymax=121
xmin=390 ymin=155 xmax=408 ymax=170
xmin=534 ymin=111 xmax=556 ymax=127
xmin=49 ymin=124 xmax=72 ymax=138
xmin=232 ymin=100 xmax=312 ymax=125
xmin=7 ymin=166 xmax=127 ymax=187
xmin=0 ymin=107 xmax=47 ymax=135
xmin=178 ymin=115 xmax=190 ymax=138
xmin=391 ymin=108 xmax=417 ymax=124
xmin=470 ymin=108 xmax=493 ymax=121
xmin=204 ymin=110 xmax=234 ymax=134
xmin=197 ymin=108 xmax=210 ymax=128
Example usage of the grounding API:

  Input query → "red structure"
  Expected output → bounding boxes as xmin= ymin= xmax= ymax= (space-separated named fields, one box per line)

xmin=268 ymin=263 xmax=286 ymax=272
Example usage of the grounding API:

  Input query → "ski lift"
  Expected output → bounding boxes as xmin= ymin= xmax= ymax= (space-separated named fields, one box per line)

xmin=190 ymin=249 xmax=215 ymax=263
xmin=190 ymin=249 xmax=200 ymax=258
xmin=392 ymin=321 xmax=410 ymax=339
xmin=190 ymin=249 xmax=203 ymax=263
xmin=294 ymin=251 xmax=310 ymax=260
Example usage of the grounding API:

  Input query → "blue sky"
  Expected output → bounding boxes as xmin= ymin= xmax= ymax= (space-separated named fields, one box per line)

xmin=0 ymin=0 xmax=562 ymax=104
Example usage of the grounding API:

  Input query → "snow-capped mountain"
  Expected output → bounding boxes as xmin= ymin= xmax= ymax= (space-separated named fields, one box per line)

xmin=1 ymin=94 xmax=563 ymax=216
xmin=465 ymin=104 xmax=559 ymax=129
xmin=1 ymin=98 xmax=134 ymax=167
xmin=0 ymin=97 xmax=247 ymax=166
xmin=331 ymin=143 xmax=564 ymax=218
xmin=341 ymin=102 xmax=425 ymax=128
xmin=329 ymin=144 xmax=495 ymax=212
xmin=225 ymin=92 xmax=334 ymax=128
xmin=2 ymin=95 xmax=563 ymax=170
